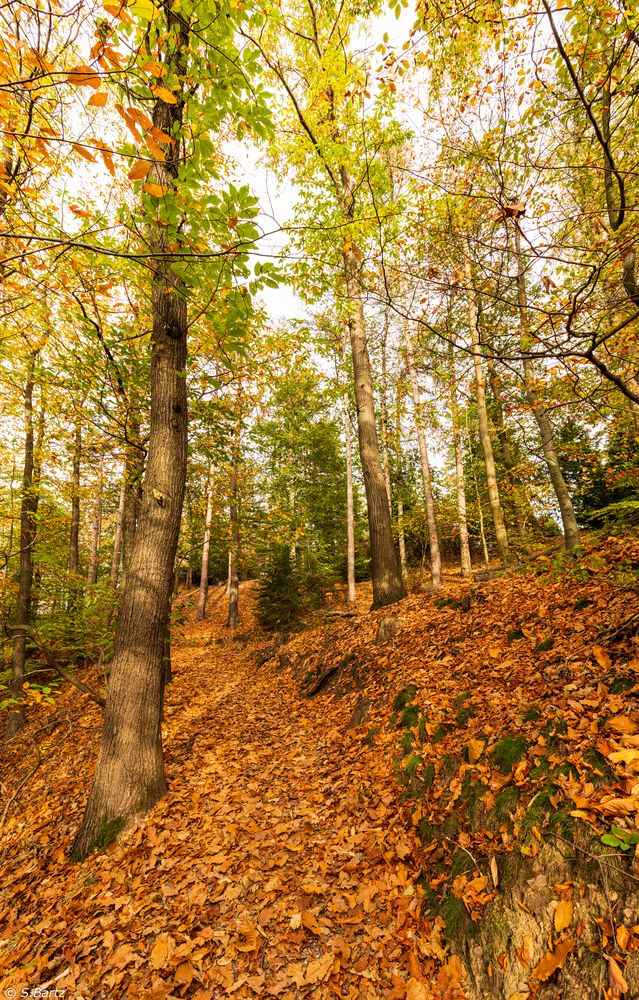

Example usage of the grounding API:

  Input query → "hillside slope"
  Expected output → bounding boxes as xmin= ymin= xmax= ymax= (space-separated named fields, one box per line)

xmin=0 ymin=535 xmax=638 ymax=999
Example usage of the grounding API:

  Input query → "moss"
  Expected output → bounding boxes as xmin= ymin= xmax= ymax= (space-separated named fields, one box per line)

xmin=403 ymin=754 xmax=424 ymax=780
xmin=400 ymin=704 xmax=420 ymax=729
xmin=451 ymin=849 xmax=475 ymax=877
xmin=393 ymin=684 xmax=418 ymax=712
xmin=556 ymin=761 xmax=580 ymax=781
xmin=454 ymin=690 xmax=472 ymax=707
xmin=530 ymin=757 xmax=550 ymax=780
xmin=582 ymin=747 xmax=615 ymax=787
xmin=547 ymin=809 xmax=576 ymax=839
xmin=417 ymin=715 xmax=428 ymax=743
xmin=363 ymin=724 xmax=380 ymax=746
xmin=491 ymin=735 xmax=529 ymax=773
xmin=441 ymin=754 xmax=460 ymax=782
xmin=422 ymin=762 xmax=435 ymax=791
xmin=418 ymin=819 xmax=436 ymax=845
xmin=522 ymin=705 xmax=542 ymax=723
xmin=574 ymin=598 xmax=593 ymax=611
xmin=459 ymin=772 xmax=488 ymax=824
xmin=399 ymin=730 xmax=413 ymax=755
xmin=442 ymin=812 xmax=459 ymax=838
xmin=507 ymin=628 xmax=524 ymax=644
xmin=432 ymin=723 xmax=450 ymax=744
xmin=420 ymin=884 xmax=438 ymax=910
xmin=456 ymin=704 xmax=476 ymax=727
xmin=520 ymin=788 xmax=558 ymax=843
xmin=533 ymin=637 xmax=555 ymax=654
xmin=71 ymin=813 xmax=126 ymax=861
xmin=441 ymin=894 xmax=472 ymax=938
xmin=610 ymin=676 xmax=636 ymax=695
xmin=495 ymin=785 xmax=519 ymax=821
xmin=541 ymin=717 xmax=568 ymax=751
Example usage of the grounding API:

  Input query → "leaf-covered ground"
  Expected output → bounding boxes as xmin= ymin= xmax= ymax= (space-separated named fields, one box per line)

xmin=1 ymin=534 xmax=639 ymax=999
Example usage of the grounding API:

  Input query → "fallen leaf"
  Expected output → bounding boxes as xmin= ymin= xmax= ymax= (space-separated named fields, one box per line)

xmin=531 ymin=938 xmax=575 ymax=981
xmin=554 ymin=898 xmax=573 ymax=932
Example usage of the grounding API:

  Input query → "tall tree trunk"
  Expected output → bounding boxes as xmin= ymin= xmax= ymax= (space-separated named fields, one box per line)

xmin=379 ymin=309 xmax=393 ymax=513
xmin=121 ymin=417 xmax=144 ymax=591
xmin=404 ymin=320 xmax=442 ymax=590
xmin=71 ymin=13 xmax=189 ymax=858
xmin=395 ymin=391 xmax=407 ymax=578
xmin=109 ymin=482 xmax=126 ymax=587
xmin=227 ymin=418 xmax=241 ymax=628
xmin=7 ymin=350 xmax=39 ymax=736
xmin=344 ymin=385 xmax=357 ymax=606
xmin=464 ymin=254 xmax=510 ymax=564
xmin=196 ymin=470 xmax=214 ymax=622
xmin=87 ymin=455 xmax=103 ymax=586
xmin=448 ymin=344 xmax=472 ymax=577
xmin=513 ymin=224 xmax=580 ymax=550
xmin=69 ymin=414 xmax=81 ymax=578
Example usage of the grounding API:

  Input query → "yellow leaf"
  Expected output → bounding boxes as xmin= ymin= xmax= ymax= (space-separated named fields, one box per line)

xmin=150 ymin=937 xmax=170 ymax=969
xmin=128 ymin=159 xmax=152 ymax=180
xmin=152 ymin=85 xmax=177 ymax=104
xmin=145 ymin=136 xmax=166 ymax=161
xmin=593 ymin=645 xmax=612 ymax=669
xmin=141 ymin=60 xmax=166 ymax=77
xmin=609 ymin=716 xmax=639 ymax=735
xmin=304 ymin=952 xmax=335 ymax=984
xmin=67 ymin=65 xmax=101 ymax=88
xmin=468 ymin=738 xmax=485 ymax=764
xmin=554 ymin=898 xmax=573 ymax=932
xmin=143 ymin=182 xmax=168 ymax=197
xmin=72 ymin=143 xmax=97 ymax=162
xmin=88 ymin=91 xmax=108 ymax=107
xmin=174 ymin=961 xmax=194 ymax=987
xmin=301 ymin=910 xmax=322 ymax=935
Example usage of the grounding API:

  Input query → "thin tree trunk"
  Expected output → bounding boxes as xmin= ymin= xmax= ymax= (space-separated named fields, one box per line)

xmin=395 ymin=386 xmax=407 ymax=578
xmin=404 ymin=321 xmax=442 ymax=590
xmin=464 ymin=253 xmax=510 ymax=564
xmin=3 ymin=458 xmax=16 ymax=582
xmin=512 ymin=224 xmax=580 ymax=550
xmin=121 ymin=417 xmax=144 ymax=591
xmin=227 ymin=418 xmax=240 ymax=628
xmin=109 ymin=482 xmax=126 ymax=586
xmin=87 ymin=456 xmax=103 ymax=586
xmin=7 ymin=351 xmax=38 ymax=736
xmin=344 ymin=387 xmax=357 ymax=606
xmin=69 ymin=415 xmax=81 ymax=578
xmin=448 ymin=344 xmax=472 ymax=577
xmin=71 ymin=14 xmax=189 ymax=858
xmin=379 ymin=309 xmax=393 ymax=513
xmin=197 ymin=469 xmax=214 ymax=622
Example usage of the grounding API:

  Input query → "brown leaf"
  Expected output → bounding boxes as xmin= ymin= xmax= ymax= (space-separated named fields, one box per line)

xmin=174 ymin=961 xmax=194 ymax=987
xmin=593 ymin=645 xmax=612 ymax=669
xmin=607 ymin=954 xmax=629 ymax=995
xmin=301 ymin=909 xmax=322 ymax=935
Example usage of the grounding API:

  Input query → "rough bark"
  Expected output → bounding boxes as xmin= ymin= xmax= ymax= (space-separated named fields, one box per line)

xmin=71 ymin=13 xmax=189 ymax=858
xmin=449 ymin=344 xmax=472 ymax=577
xmin=379 ymin=309 xmax=393 ymax=514
xmin=69 ymin=414 xmax=81 ymax=578
xmin=404 ymin=321 xmax=442 ymax=590
xmin=6 ymin=351 xmax=39 ymax=737
xmin=109 ymin=482 xmax=126 ymax=587
xmin=342 ymin=244 xmax=405 ymax=608
xmin=196 ymin=470 xmax=214 ymax=622
xmin=121 ymin=416 xmax=144 ymax=590
xmin=344 ymin=388 xmax=357 ymax=606
xmin=395 ymin=394 xmax=407 ymax=578
xmin=227 ymin=417 xmax=240 ymax=628
xmin=87 ymin=455 xmax=103 ymax=586
xmin=513 ymin=224 xmax=580 ymax=551
xmin=465 ymin=255 xmax=510 ymax=564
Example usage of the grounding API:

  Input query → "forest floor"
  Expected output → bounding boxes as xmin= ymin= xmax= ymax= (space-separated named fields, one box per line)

xmin=1 ymin=533 xmax=639 ymax=1000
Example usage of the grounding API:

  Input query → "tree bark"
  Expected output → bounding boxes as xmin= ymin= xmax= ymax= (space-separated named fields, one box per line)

xmin=513 ymin=224 xmax=580 ymax=550
xmin=109 ymin=482 xmax=126 ymax=587
xmin=342 ymin=245 xmax=405 ymax=608
xmin=69 ymin=414 xmax=81 ymax=578
xmin=7 ymin=351 xmax=39 ymax=736
xmin=464 ymin=254 xmax=510 ymax=564
xmin=395 ymin=389 xmax=407 ymax=578
xmin=196 ymin=469 xmax=214 ymax=622
xmin=448 ymin=344 xmax=472 ymax=577
xmin=344 ymin=386 xmax=357 ymax=606
xmin=227 ymin=417 xmax=241 ymax=628
xmin=121 ymin=416 xmax=144 ymax=591
xmin=379 ymin=309 xmax=393 ymax=513
xmin=404 ymin=320 xmax=442 ymax=589
xmin=71 ymin=12 xmax=189 ymax=858
xmin=87 ymin=455 xmax=103 ymax=586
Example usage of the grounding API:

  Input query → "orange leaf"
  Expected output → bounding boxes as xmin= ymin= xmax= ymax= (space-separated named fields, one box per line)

xmin=128 ymin=159 xmax=152 ymax=180
xmin=608 ymin=716 xmax=639 ymax=735
xmin=607 ymin=954 xmax=628 ymax=995
xmin=593 ymin=645 xmax=611 ymax=669
xmin=152 ymin=85 xmax=177 ymax=104
xmin=301 ymin=910 xmax=322 ymax=935
xmin=67 ymin=65 xmax=101 ymax=88
xmin=88 ymin=91 xmax=108 ymax=107
xmin=145 ymin=136 xmax=166 ymax=161
xmin=72 ymin=143 xmax=97 ymax=162
xmin=174 ymin=961 xmax=194 ymax=987
xmin=143 ymin=182 xmax=168 ymax=197
xmin=531 ymin=938 xmax=575 ymax=981
xmin=554 ymin=899 xmax=573 ymax=932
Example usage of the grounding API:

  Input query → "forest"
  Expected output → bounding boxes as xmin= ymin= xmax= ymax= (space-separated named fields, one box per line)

xmin=1 ymin=0 xmax=639 ymax=996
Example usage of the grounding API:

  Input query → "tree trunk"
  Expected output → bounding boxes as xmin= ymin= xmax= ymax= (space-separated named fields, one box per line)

xmin=196 ymin=469 xmax=214 ymax=621
xmin=69 ymin=414 xmax=81 ymax=578
xmin=87 ymin=455 xmax=103 ymax=586
xmin=449 ymin=344 xmax=472 ymax=577
xmin=343 ymin=250 xmax=406 ymax=608
xmin=464 ymin=254 xmax=510 ymax=564
xmin=379 ymin=309 xmax=393 ymax=513
xmin=404 ymin=320 xmax=442 ymax=590
xmin=109 ymin=482 xmax=126 ymax=587
xmin=121 ymin=417 xmax=144 ymax=591
xmin=7 ymin=351 xmax=39 ymax=736
xmin=227 ymin=415 xmax=241 ymax=628
xmin=513 ymin=224 xmax=580 ymax=551
xmin=344 ymin=387 xmax=357 ymax=606
xmin=395 ymin=384 xmax=407 ymax=578
xmin=71 ymin=15 xmax=189 ymax=858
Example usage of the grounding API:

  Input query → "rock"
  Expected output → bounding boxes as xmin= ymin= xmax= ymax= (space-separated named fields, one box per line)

xmin=344 ymin=697 xmax=371 ymax=731
xmin=376 ymin=617 xmax=401 ymax=644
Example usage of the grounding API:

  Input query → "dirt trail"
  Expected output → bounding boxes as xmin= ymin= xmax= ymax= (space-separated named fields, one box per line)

xmin=0 ymin=585 xmax=439 ymax=999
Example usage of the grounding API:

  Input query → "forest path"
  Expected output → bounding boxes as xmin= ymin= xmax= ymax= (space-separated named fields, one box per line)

xmin=0 ymin=583 xmax=439 ymax=1000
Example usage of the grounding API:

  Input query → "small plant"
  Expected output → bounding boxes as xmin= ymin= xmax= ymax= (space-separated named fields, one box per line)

xmin=490 ymin=735 xmax=528 ymax=773
xmin=601 ymin=825 xmax=639 ymax=851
